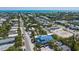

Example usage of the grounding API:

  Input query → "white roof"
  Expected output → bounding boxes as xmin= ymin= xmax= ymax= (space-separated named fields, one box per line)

xmin=10 ymin=28 xmax=18 ymax=31
xmin=8 ymin=34 xmax=18 ymax=37
xmin=0 ymin=18 xmax=6 ymax=22
xmin=0 ymin=24 xmax=2 ymax=26
xmin=12 ymin=19 xmax=18 ymax=21
xmin=41 ymin=46 xmax=54 ymax=51
xmin=11 ymin=27 xmax=18 ymax=29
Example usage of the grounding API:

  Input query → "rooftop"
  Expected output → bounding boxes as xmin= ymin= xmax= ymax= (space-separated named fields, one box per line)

xmin=8 ymin=34 xmax=18 ymax=37
xmin=0 ymin=18 xmax=6 ymax=22
xmin=53 ymin=29 xmax=73 ymax=38
xmin=0 ymin=43 xmax=14 ymax=51
xmin=0 ymin=37 xmax=15 ymax=45
xmin=35 ymin=35 xmax=53 ymax=44
xmin=61 ymin=45 xmax=71 ymax=51
xmin=41 ymin=46 xmax=54 ymax=51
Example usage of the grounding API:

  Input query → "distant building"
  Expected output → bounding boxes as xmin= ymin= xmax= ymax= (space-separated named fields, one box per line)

xmin=48 ymin=27 xmax=60 ymax=32
xmin=8 ymin=30 xmax=18 ymax=37
xmin=12 ymin=19 xmax=18 ymax=22
xmin=35 ymin=17 xmax=49 ymax=25
xmin=55 ymin=20 xmax=67 ymax=24
xmin=8 ymin=27 xmax=18 ymax=37
xmin=0 ymin=18 xmax=7 ymax=27
xmin=8 ymin=34 xmax=18 ymax=37
xmin=69 ymin=25 xmax=79 ymax=30
xmin=0 ymin=18 xmax=6 ymax=22
xmin=8 ymin=19 xmax=18 ymax=37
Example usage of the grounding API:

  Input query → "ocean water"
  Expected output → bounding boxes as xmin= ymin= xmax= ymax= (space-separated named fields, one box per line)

xmin=0 ymin=7 xmax=79 ymax=13
xmin=0 ymin=10 xmax=71 ymax=13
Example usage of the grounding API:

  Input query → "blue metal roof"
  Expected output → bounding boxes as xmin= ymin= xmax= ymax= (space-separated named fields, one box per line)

xmin=36 ymin=35 xmax=53 ymax=44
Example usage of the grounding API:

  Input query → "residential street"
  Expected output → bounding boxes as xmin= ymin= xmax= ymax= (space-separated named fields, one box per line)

xmin=19 ymin=14 xmax=33 ymax=51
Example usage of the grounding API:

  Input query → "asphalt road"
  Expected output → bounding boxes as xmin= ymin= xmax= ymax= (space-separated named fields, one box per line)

xmin=19 ymin=14 xmax=33 ymax=51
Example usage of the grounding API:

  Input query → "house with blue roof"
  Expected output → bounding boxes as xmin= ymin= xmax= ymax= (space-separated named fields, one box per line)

xmin=35 ymin=35 xmax=53 ymax=44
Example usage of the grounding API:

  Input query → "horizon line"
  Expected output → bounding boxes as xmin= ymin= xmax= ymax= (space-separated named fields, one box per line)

xmin=0 ymin=7 xmax=79 ymax=10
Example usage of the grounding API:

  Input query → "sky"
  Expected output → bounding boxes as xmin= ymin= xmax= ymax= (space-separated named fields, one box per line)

xmin=0 ymin=7 xmax=79 ymax=10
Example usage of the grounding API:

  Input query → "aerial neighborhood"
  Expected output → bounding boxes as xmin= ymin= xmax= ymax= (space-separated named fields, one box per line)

xmin=0 ymin=11 xmax=79 ymax=51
